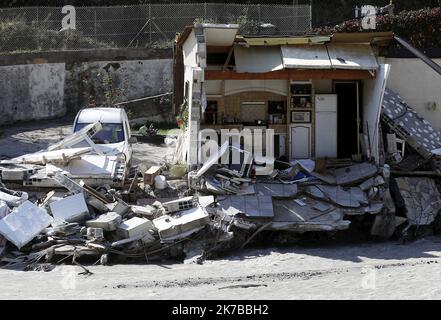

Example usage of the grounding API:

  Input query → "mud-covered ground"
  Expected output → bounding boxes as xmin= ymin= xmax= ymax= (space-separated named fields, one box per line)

xmin=1 ymin=119 xmax=441 ymax=300
xmin=1 ymin=238 xmax=441 ymax=300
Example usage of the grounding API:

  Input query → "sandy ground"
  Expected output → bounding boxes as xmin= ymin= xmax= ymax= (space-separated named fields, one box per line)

xmin=1 ymin=120 xmax=441 ymax=300
xmin=1 ymin=238 xmax=441 ymax=300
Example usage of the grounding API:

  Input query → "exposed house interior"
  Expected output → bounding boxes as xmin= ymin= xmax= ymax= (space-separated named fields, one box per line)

xmin=174 ymin=24 xmax=394 ymax=166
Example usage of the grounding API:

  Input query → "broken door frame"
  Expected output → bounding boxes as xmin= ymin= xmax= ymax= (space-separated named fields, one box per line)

xmin=362 ymin=64 xmax=391 ymax=164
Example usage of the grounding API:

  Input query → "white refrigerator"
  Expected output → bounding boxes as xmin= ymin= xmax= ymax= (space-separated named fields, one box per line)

xmin=315 ymin=94 xmax=338 ymax=158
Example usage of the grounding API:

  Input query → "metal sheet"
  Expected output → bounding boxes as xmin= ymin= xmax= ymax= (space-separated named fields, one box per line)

xmin=281 ymin=45 xmax=331 ymax=69
xmin=382 ymin=88 xmax=441 ymax=157
xmin=234 ymin=45 xmax=284 ymax=73
xmin=327 ymin=44 xmax=378 ymax=70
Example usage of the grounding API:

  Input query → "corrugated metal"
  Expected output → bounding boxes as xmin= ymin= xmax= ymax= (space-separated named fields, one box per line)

xmin=234 ymin=45 xmax=284 ymax=73
xmin=281 ymin=45 xmax=331 ymax=69
xmin=327 ymin=44 xmax=378 ymax=70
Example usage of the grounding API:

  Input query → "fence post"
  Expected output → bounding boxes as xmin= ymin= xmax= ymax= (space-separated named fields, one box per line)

xmin=36 ymin=7 xmax=40 ymax=49
xmin=204 ymin=2 xmax=207 ymax=20
xmin=258 ymin=4 xmax=261 ymax=22
xmin=149 ymin=3 xmax=152 ymax=44
xmin=94 ymin=10 xmax=98 ymax=49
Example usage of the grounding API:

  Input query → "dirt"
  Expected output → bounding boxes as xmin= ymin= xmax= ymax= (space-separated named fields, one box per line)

xmin=1 ymin=238 xmax=441 ymax=299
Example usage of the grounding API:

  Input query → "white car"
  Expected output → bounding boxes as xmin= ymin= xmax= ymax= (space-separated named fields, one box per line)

xmin=0 ymin=108 xmax=136 ymax=188
xmin=73 ymin=107 xmax=135 ymax=166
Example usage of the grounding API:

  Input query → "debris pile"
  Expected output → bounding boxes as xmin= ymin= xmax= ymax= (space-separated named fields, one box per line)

xmin=0 ymin=152 xmax=395 ymax=270
xmin=2 ymin=88 xmax=441 ymax=269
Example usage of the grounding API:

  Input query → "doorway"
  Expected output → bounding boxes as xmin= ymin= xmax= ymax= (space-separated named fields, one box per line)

xmin=334 ymin=82 xmax=360 ymax=159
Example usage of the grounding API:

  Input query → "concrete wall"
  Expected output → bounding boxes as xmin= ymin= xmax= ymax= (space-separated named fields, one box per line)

xmin=0 ymin=49 xmax=174 ymax=126
xmin=0 ymin=63 xmax=65 ymax=126
xmin=65 ymin=59 xmax=173 ymax=122
xmin=385 ymin=58 xmax=441 ymax=132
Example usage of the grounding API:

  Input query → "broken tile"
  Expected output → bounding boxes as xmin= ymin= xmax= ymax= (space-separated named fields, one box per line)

xmin=313 ymin=202 xmax=333 ymax=213
xmin=307 ymin=185 xmax=362 ymax=208
xmin=0 ymin=201 xmax=53 ymax=249
xmin=270 ymin=198 xmax=351 ymax=232
xmin=255 ymin=184 xmax=298 ymax=198
xmin=310 ymin=172 xmax=337 ymax=185
xmin=218 ymin=196 xmax=274 ymax=218
xmin=334 ymin=163 xmax=378 ymax=186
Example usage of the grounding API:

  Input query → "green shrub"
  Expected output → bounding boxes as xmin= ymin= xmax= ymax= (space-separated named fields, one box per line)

xmin=0 ymin=18 xmax=113 ymax=54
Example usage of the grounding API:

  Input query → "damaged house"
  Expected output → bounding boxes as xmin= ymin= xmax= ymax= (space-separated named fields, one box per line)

xmin=171 ymin=24 xmax=441 ymax=238
xmin=174 ymin=24 xmax=394 ymax=166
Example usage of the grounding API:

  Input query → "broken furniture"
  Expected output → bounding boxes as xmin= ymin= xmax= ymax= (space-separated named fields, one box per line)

xmin=144 ymin=166 xmax=162 ymax=186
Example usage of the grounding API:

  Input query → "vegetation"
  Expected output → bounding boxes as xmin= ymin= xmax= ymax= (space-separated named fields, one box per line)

xmin=2 ymin=1 xmax=441 ymax=28
xmin=81 ymin=63 xmax=128 ymax=108
xmin=0 ymin=18 xmax=113 ymax=54
xmin=312 ymin=7 xmax=441 ymax=49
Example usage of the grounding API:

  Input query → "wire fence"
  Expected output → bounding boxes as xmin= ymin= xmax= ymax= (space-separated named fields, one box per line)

xmin=0 ymin=3 xmax=311 ymax=53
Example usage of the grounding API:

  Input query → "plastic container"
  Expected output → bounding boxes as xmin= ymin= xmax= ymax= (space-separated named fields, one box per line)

xmin=155 ymin=175 xmax=167 ymax=190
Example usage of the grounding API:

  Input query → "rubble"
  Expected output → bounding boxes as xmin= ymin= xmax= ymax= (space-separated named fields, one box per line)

xmin=153 ymin=206 xmax=210 ymax=242
xmin=218 ymin=196 xmax=274 ymax=218
xmin=0 ymin=187 xmax=28 ymax=208
xmin=49 ymin=193 xmax=90 ymax=223
xmin=117 ymin=217 xmax=154 ymax=239
xmin=395 ymin=177 xmax=441 ymax=226
xmin=2 ymin=98 xmax=441 ymax=270
xmin=86 ymin=212 xmax=122 ymax=231
xmin=0 ymin=201 xmax=53 ymax=249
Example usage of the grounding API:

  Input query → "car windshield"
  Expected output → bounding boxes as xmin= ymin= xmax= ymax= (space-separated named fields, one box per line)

xmin=75 ymin=123 xmax=125 ymax=144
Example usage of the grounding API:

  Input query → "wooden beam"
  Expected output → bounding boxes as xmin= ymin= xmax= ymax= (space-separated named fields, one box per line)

xmin=205 ymin=69 xmax=375 ymax=81
xmin=222 ymin=46 xmax=234 ymax=72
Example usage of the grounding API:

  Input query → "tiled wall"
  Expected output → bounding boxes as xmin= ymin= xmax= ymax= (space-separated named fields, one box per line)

xmin=215 ymin=92 xmax=287 ymax=123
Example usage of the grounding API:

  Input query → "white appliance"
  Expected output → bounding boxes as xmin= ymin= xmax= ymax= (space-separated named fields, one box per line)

xmin=290 ymin=124 xmax=312 ymax=159
xmin=315 ymin=94 xmax=338 ymax=158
